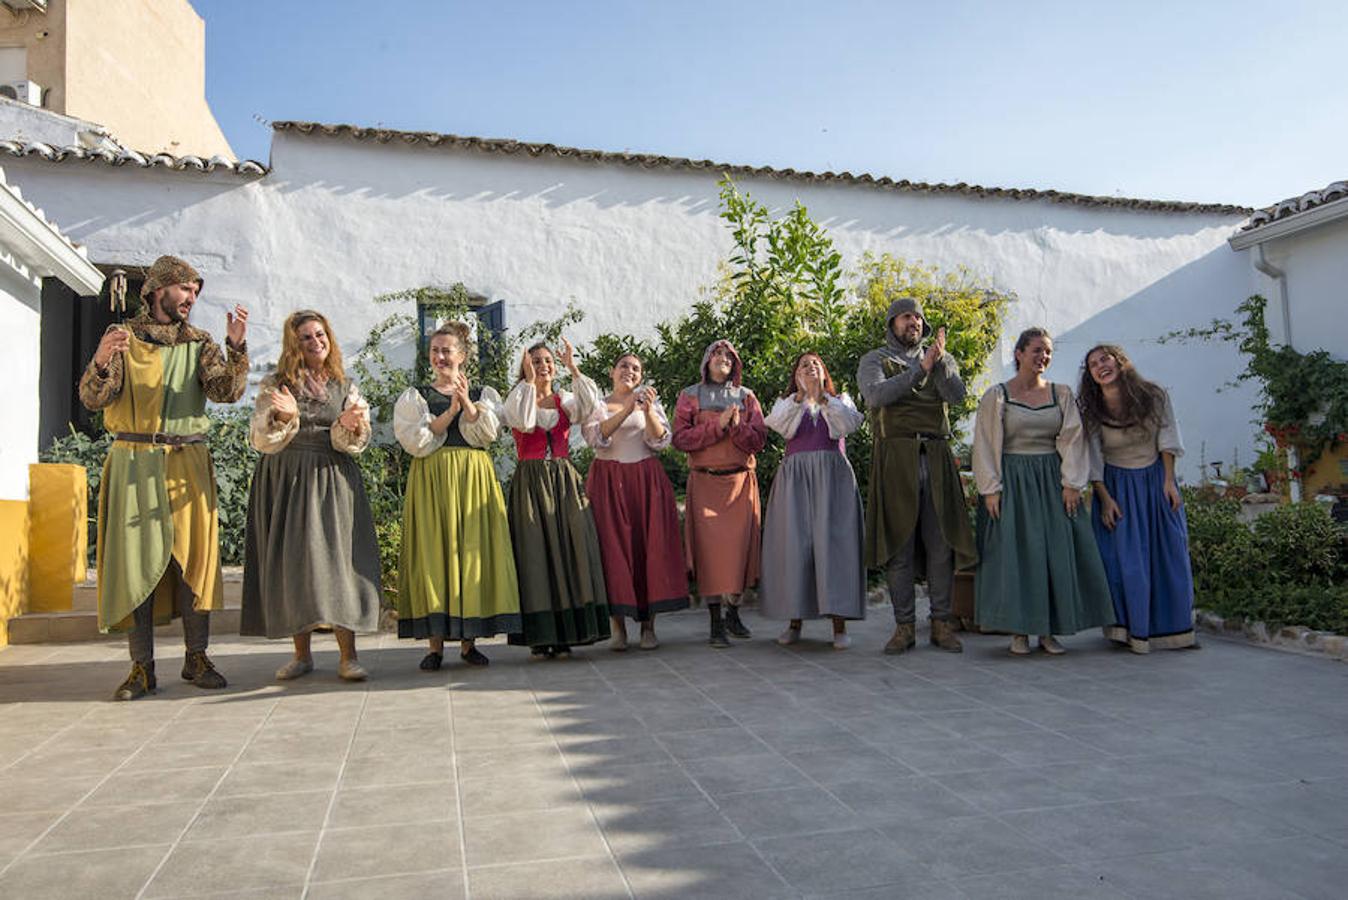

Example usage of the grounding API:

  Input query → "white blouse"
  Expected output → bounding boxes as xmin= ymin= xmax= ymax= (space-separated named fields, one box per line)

xmin=392 ymin=385 xmax=503 ymax=458
xmin=502 ymin=375 xmax=603 ymax=433
xmin=972 ymin=382 xmax=1090 ymax=494
xmin=763 ymin=393 xmax=864 ymax=440
xmin=582 ymin=397 xmax=673 ymax=463
xmin=250 ymin=378 xmax=371 ymax=456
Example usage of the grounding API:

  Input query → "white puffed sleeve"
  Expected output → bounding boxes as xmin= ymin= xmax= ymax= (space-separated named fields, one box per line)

xmin=503 ymin=381 xmax=538 ymax=432
xmin=971 ymin=386 xmax=1004 ymax=496
xmin=644 ymin=398 xmax=673 ymax=450
xmin=459 ymin=386 xmax=503 ymax=449
xmin=583 ymin=400 xmax=616 ymax=449
xmin=561 ymin=374 xmax=603 ymax=425
xmin=764 ymin=396 xmax=806 ymax=440
xmin=249 ymin=377 xmax=300 ymax=455
xmin=393 ymin=388 xmax=446 ymax=458
xmin=1054 ymin=385 xmax=1090 ymax=491
xmin=820 ymin=392 xmax=865 ymax=439
xmin=331 ymin=381 xmax=372 ymax=456
xmin=1156 ymin=389 xmax=1185 ymax=458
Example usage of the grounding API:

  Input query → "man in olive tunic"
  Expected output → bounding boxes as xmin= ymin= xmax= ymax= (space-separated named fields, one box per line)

xmin=858 ymin=297 xmax=976 ymax=654
xmin=80 ymin=256 xmax=249 ymax=700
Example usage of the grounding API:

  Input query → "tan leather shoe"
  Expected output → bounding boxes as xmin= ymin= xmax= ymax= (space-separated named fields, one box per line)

xmin=884 ymin=622 xmax=917 ymax=654
xmin=929 ymin=618 xmax=964 ymax=653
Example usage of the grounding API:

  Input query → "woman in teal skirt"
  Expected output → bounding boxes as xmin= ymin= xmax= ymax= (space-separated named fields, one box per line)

xmin=393 ymin=322 xmax=521 ymax=670
xmin=971 ymin=328 xmax=1114 ymax=655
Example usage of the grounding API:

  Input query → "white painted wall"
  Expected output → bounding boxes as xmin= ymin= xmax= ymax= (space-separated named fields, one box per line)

xmin=0 ymin=131 xmax=1261 ymax=479
xmin=1247 ymin=215 xmax=1348 ymax=359
xmin=0 ymin=253 xmax=40 ymax=500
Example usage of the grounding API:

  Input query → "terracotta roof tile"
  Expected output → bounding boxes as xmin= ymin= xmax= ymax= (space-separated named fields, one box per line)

xmin=1242 ymin=179 xmax=1348 ymax=231
xmin=0 ymin=140 xmax=267 ymax=176
xmin=272 ymin=120 xmax=1251 ymax=216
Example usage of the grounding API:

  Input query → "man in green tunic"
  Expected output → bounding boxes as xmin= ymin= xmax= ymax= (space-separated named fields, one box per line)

xmin=79 ymin=255 xmax=249 ymax=700
xmin=858 ymin=297 xmax=977 ymax=654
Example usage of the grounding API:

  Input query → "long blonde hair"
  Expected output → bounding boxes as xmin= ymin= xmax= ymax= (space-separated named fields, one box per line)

xmin=275 ymin=309 xmax=344 ymax=390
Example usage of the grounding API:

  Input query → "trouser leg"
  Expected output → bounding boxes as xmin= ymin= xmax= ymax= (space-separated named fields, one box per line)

xmin=178 ymin=581 xmax=210 ymax=654
xmin=916 ymin=453 xmax=954 ymax=621
xmin=128 ymin=596 xmax=155 ymax=665
xmin=886 ymin=544 xmax=917 ymax=624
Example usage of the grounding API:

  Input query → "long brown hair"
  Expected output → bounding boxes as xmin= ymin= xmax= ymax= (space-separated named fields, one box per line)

xmin=275 ymin=310 xmax=344 ymax=390
xmin=781 ymin=352 xmax=838 ymax=398
xmin=1077 ymin=343 xmax=1164 ymax=430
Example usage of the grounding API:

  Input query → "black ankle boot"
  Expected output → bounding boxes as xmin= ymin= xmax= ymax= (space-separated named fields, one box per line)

xmin=725 ymin=605 xmax=752 ymax=639
xmin=114 ymin=661 xmax=157 ymax=701
xmin=708 ymin=604 xmax=730 ymax=648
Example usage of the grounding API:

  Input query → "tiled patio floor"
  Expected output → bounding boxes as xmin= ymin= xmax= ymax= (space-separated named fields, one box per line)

xmin=2 ymin=606 xmax=1347 ymax=899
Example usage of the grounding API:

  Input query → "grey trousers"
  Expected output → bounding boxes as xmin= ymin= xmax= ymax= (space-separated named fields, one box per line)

xmin=886 ymin=452 xmax=954 ymax=623
xmin=128 ymin=575 xmax=209 ymax=665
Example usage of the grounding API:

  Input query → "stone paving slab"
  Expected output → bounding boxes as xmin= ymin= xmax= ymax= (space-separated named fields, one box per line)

xmin=1 ymin=608 xmax=1346 ymax=899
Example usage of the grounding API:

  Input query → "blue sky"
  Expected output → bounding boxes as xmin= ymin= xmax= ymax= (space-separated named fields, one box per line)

xmin=195 ymin=0 xmax=1343 ymax=207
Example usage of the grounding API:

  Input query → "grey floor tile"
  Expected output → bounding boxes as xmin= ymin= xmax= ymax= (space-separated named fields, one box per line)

xmin=144 ymin=831 xmax=318 ymax=897
xmin=339 ymin=755 xmax=457 ymax=789
xmin=459 ymin=767 xmax=585 ymax=814
xmin=683 ymin=751 xmax=810 ymax=796
xmin=574 ymin=760 xmax=704 ymax=805
xmin=559 ymin=734 xmax=674 ymax=767
xmin=1225 ymin=780 xmax=1348 ymax=834
xmin=840 ymin=712 xmax=960 ymax=746
xmin=930 ymin=709 xmax=1048 ymax=739
xmin=0 ymin=774 xmax=103 ymax=813
xmin=463 ymin=806 xmax=607 ymax=867
xmin=974 ymin=731 xmax=1106 ymax=766
xmin=784 ymin=746 xmax=916 ymax=786
xmin=716 ymin=785 xmax=857 ymax=839
xmin=454 ymin=742 xmax=565 ymax=776
xmin=952 ymin=862 xmax=1134 ymax=899
xmin=307 ymin=870 xmax=464 ymax=900
xmin=831 ymin=776 xmax=980 ymax=824
xmin=594 ymin=795 xmax=740 ymax=853
xmin=468 ymin=854 xmax=629 ymax=899
xmin=1000 ymin=801 xmax=1181 ymax=863
xmin=311 ymin=822 xmax=458 ymax=882
xmin=30 ymin=801 xmax=199 ymax=854
xmin=329 ymin=781 xmax=455 ymax=829
xmin=1091 ymin=847 xmax=1305 ymax=899
xmin=1221 ymin=835 xmax=1348 ymax=900
xmin=888 ymin=738 xmax=1018 ymax=775
xmin=0 ymin=809 xmax=61 ymax=855
xmin=875 ymin=814 xmax=1068 ymax=879
xmin=215 ymin=758 xmax=343 ymax=797
xmin=619 ymin=841 xmax=797 ymax=899
xmin=183 ymin=789 xmax=332 ymax=840
xmin=753 ymin=826 xmax=928 ymax=893
xmin=81 ymin=766 xmax=226 ymax=808
xmin=656 ymin=727 xmax=770 ymax=761
xmin=0 ymin=844 xmax=169 ymax=900
xmin=932 ymin=767 xmax=1094 ymax=813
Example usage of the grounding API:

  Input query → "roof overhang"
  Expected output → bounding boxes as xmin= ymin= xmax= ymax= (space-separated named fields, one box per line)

xmin=0 ymin=169 xmax=103 ymax=295
xmin=1229 ymin=195 xmax=1348 ymax=250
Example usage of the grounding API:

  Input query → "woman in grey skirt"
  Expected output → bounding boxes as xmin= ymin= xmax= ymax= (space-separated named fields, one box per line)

xmin=762 ymin=352 xmax=867 ymax=649
xmin=242 ymin=310 xmax=382 ymax=681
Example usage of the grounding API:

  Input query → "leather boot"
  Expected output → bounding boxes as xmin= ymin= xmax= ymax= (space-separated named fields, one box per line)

xmin=708 ymin=604 xmax=730 ymax=648
xmin=181 ymin=650 xmax=228 ymax=689
xmin=725 ymin=605 xmax=752 ymax=639
xmin=114 ymin=661 xmax=156 ymax=701
xmin=883 ymin=622 xmax=916 ymax=655
xmin=929 ymin=618 xmax=964 ymax=653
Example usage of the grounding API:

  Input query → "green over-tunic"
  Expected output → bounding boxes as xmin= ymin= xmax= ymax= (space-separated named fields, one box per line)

xmin=864 ymin=357 xmax=977 ymax=573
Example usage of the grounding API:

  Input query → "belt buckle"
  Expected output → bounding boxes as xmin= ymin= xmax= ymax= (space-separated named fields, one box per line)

xmin=151 ymin=433 xmax=172 ymax=446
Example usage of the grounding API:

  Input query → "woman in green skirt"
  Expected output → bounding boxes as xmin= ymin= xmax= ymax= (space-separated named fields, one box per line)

xmin=502 ymin=339 xmax=611 ymax=658
xmin=393 ymin=322 xmax=521 ymax=670
xmin=971 ymin=328 xmax=1113 ymax=655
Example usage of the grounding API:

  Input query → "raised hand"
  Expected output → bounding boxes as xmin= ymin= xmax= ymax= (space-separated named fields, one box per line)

xmin=921 ymin=327 xmax=946 ymax=373
xmin=559 ymin=337 xmax=579 ymax=374
xmin=520 ymin=347 xmax=536 ymax=384
xmin=717 ymin=404 xmax=736 ymax=431
xmin=337 ymin=404 xmax=365 ymax=432
xmin=93 ymin=325 xmax=130 ymax=370
xmin=226 ymin=305 xmax=249 ymax=349
xmin=271 ymin=385 xmax=299 ymax=424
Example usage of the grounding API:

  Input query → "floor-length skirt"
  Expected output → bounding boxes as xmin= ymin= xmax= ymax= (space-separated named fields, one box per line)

xmin=760 ymin=451 xmax=865 ymax=620
xmin=508 ymin=458 xmax=611 ymax=647
xmin=1094 ymin=457 xmax=1196 ymax=651
xmin=975 ymin=452 xmax=1114 ymax=635
xmin=242 ymin=440 xmax=382 ymax=638
xmin=398 ymin=447 xmax=522 ymax=640
xmin=685 ymin=469 xmax=761 ymax=596
xmin=586 ymin=457 xmax=689 ymax=621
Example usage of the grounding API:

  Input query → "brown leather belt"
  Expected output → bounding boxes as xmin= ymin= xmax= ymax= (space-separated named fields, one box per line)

xmin=114 ymin=432 xmax=208 ymax=447
xmin=692 ymin=465 xmax=748 ymax=476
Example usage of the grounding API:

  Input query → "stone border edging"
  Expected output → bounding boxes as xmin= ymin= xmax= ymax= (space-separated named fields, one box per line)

xmin=1195 ymin=610 xmax=1347 ymax=662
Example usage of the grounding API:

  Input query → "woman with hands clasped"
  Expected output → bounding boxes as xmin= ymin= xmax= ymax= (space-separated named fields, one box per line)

xmin=394 ymin=322 xmax=520 ymax=670
xmin=761 ymin=353 xmax=867 ymax=650
xmin=1078 ymin=344 xmax=1197 ymax=653
xmin=971 ymin=328 xmax=1113 ymax=656
xmin=582 ymin=353 xmax=689 ymax=651
xmin=242 ymin=310 xmax=382 ymax=681
xmin=673 ymin=339 xmax=768 ymax=648
xmin=503 ymin=338 xmax=611 ymax=658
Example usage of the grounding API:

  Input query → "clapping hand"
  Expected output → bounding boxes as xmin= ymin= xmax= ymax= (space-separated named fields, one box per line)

xmin=635 ymin=386 xmax=657 ymax=410
xmin=718 ymin=404 xmax=741 ymax=431
xmin=559 ymin=337 xmax=579 ymax=374
xmin=337 ymin=403 xmax=366 ymax=432
xmin=225 ymin=305 xmax=249 ymax=349
xmin=271 ymin=385 xmax=299 ymax=424
xmin=922 ymin=327 xmax=946 ymax=373
xmin=520 ymin=348 xmax=536 ymax=384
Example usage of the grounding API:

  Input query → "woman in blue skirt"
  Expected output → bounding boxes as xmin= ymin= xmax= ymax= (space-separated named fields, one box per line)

xmin=971 ymin=328 xmax=1114 ymax=655
xmin=1078 ymin=344 xmax=1197 ymax=653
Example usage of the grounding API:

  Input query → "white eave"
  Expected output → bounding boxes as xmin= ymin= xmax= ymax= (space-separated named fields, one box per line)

xmin=0 ymin=165 xmax=103 ymax=295
xmin=1230 ymin=194 xmax=1348 ymax=250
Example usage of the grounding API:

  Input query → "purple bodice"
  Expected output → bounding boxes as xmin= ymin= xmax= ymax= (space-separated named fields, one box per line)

xmin=785 ymin=408 xmax=845 ymax=456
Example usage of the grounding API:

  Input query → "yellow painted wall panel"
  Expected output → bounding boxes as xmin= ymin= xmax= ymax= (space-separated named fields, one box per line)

xmin=27 ymin=463 xmax=87 ymax=613
xmin=0 ymin=499 xmax=31 ymax=647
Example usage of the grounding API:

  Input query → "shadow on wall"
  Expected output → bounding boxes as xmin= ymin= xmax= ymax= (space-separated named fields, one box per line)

xmin=267 ymin=135 xmax=1246 ymax=243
